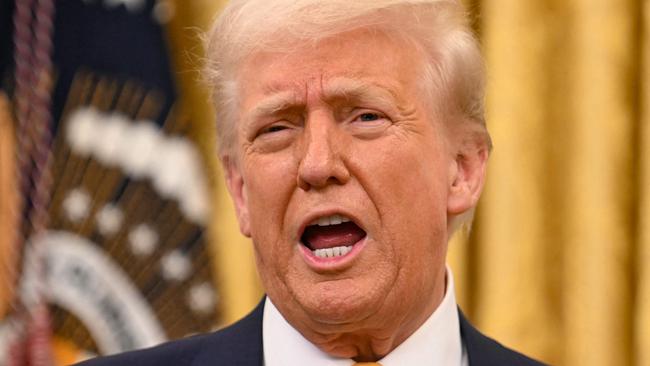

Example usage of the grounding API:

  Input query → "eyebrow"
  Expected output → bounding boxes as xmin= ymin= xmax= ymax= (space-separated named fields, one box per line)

xmin=247 ymin=77 xmax=404 ymax=121
xmin=322 ymin=77 xmax=401 ymax=108
xmin=248 ymin=91 xmax=300 ymax=121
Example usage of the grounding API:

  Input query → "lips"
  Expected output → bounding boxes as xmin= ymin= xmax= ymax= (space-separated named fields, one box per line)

xmin=300 ymin=214 xmax=367 ymax=259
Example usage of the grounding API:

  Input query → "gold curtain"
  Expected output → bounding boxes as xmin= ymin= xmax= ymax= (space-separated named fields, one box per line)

xmin=450 ymin=0 xmax=648 ymax=365
xmin=638 ymin=4 xmax=650 ymax=366
xmin=166 ymin=0 xmax=649 ymax=365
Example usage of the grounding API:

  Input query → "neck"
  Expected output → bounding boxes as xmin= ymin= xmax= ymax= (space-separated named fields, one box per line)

xmin=290 ymin=271 xmax=447 ymax=361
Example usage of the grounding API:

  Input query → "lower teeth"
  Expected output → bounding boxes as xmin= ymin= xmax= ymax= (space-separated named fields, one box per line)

xmin=313 ymin=245 xmax=353 ymax=258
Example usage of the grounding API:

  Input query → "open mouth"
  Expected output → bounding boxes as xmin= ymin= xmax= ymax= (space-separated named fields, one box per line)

xmin=300 ymin=214 xmax=367 ymax=259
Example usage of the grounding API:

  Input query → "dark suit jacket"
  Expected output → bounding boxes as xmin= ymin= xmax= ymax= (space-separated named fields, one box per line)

xmin=77 ymin=300 xmax=546 ymax=366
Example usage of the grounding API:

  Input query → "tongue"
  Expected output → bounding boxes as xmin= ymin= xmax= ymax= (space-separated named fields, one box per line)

xmin=302 ymin=222 xmax=366 ymax=250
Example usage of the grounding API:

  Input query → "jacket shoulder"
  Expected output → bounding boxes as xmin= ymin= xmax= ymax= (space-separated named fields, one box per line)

xmin=73 ymin=333 xmax=211 ymax=366
xmin=75 ymin=301 xmax=265 ymax=366
xmin=458 ymin=310 xmax=548 ymax=366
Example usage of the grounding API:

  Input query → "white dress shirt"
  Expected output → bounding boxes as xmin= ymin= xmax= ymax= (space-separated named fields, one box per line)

xmin=263 ymin=267 xmax=469 ymax=366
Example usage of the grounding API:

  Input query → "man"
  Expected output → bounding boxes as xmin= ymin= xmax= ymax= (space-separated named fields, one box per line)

xmin=80 ymin=0 xmax=545 ymax=364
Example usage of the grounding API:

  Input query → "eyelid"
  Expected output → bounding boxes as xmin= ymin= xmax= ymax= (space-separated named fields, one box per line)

xmin=255 ymin=120 xmax=294 ymax=138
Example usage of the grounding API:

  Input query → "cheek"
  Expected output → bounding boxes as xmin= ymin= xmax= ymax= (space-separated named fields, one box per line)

xmin=351 ymin=137 xmax=450 ymax=259
xmin=243 ymin=154 xmax=299 ymax=285
xmin=243 ymin=154 xmax=298 ymax=239
xmin=359 ymin=139 xmax=448 ymax=219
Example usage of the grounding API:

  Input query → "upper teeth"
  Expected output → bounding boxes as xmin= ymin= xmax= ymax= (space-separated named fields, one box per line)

xmin=310 ymin=214 xmax=351 ymax=226
xmin=313 ymin=246 xmax=353 ymax=258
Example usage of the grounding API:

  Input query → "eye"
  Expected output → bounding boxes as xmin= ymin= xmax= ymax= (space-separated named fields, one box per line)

xmin=356 ymin=112 xmax=382 ymax=122
xmin=250 ymin=121 xmax=295 ymax=152
xmin=264 ymin=125 xmax=288 ymax=133
xmin=345 ymin=109 xmax=391 ymax=138
xmin=350 ymin=110 xmax=390 ymax=126
xmin=257 ymin=123 xmax=289 ymax=137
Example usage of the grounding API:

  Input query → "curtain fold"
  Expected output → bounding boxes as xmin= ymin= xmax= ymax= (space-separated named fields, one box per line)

xmin=636 ymin=2 xmax=650 ymax=365
xmin=559 ymin=1 xmax=638 ymax=364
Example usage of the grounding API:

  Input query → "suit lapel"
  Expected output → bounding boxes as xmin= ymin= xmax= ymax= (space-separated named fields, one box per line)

xmin=194 ymin=300 xmax=265 ymax=366
xmin=458 ymin=308 xmax=544 ymax=366
xmin=458 ymin=308 xmax=504 ymax=366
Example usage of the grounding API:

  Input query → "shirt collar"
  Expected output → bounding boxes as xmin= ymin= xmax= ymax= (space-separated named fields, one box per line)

xmin=262 ymin=267 xmax=464 ymax=366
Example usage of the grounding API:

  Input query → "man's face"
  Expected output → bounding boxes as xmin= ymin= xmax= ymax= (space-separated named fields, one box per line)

xmin=225 ymin=29 xmax=481 ymax=354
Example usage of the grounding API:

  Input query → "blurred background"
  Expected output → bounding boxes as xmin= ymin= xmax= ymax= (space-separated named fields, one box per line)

xmin=0 ymin=0 xmax=647 ymax=365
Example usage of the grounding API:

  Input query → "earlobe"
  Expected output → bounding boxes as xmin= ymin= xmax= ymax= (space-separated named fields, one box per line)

xmin=222 ymin=155 xmax=252 ymax=237
xmin=447 ymin=144 xmax=489 ymax=215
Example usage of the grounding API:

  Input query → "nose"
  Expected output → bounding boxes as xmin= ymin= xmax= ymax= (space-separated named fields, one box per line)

xmin=297 ymin=114 xmax=350 ymax=191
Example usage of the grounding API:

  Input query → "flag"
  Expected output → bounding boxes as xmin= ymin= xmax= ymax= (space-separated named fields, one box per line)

xmin=0 ymin=1 xmax=222 ymax=364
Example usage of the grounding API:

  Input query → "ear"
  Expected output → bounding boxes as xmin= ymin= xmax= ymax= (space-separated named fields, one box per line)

xmin=447 ymin=139 xmax=489 ymax=216
xmin=222 ymin=155 xmax=251 ymax=237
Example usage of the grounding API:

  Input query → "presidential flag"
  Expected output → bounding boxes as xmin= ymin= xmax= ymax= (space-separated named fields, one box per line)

xmin=0 ymin=1 xmax=222 ymax=364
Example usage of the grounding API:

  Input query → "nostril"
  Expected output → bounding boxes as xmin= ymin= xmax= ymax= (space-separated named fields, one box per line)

xmin=297 ymin=174 xmax=345 ymax=191
xmin=297 ymin=176 xmax=312 ymax=191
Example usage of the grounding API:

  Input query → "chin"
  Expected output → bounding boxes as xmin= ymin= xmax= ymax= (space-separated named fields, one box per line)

xmin=293 ymin=279 xmax=384 ymax=326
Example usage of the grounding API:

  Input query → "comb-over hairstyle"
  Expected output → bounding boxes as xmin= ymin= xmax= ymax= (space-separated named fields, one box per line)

xmin=204 ymin=0 xmax=490 ymax=157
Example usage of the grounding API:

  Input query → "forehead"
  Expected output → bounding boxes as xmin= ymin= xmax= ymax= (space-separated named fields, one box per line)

xmin=236 ymin=29 xmax=426 ymax=110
